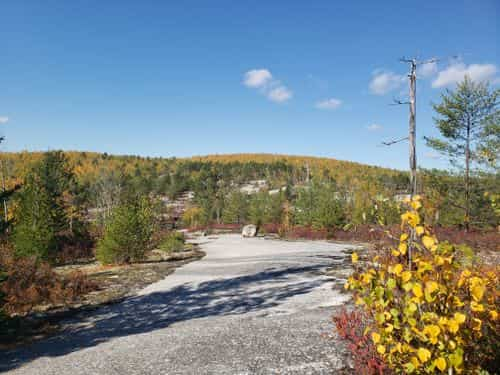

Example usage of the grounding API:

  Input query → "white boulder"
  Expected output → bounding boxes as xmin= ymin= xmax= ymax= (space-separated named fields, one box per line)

xmin=242 ymin=224 xmax=257 ymax=238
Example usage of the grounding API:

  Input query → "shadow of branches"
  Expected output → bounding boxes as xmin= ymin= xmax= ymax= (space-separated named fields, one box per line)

xmin=1 ymin=264 xmax=327 ymax=372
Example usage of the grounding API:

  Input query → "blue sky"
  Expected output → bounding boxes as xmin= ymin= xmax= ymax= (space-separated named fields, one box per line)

xmin=1 ymin=0 xmax=498 ymax=170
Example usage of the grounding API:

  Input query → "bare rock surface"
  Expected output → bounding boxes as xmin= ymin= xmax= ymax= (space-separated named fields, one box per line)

xmin=1 ymin=234 xmax=359 ymax=375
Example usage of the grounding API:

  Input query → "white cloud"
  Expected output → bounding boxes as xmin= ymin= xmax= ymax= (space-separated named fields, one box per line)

xmin=419 ymin=61 xmax=438 ymax=78
xmin=432 ymin=62 xmax=498 ymax=88
xmin=0 ymin=116 xmax=8 ymax=124
xmin=267 ymin=86 xmax=293 ymax=103
xmin=243 ymin=69 xmax=272 ymax=88
xmin=369 ymin=71 xmax=405 ymax=95
xmin=367 ymin=124 xmax=383 ymax=131
xmin=243 ymin=69 xmax=292 ymax=103
xmin=315 ymin=98 xmax=342 ymax=110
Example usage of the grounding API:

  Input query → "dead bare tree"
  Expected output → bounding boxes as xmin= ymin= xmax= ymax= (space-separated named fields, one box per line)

xmin=381 ymin=57 xmax=438 ymax=267
xmin=382 ymin=57 xmax=438 ymax=197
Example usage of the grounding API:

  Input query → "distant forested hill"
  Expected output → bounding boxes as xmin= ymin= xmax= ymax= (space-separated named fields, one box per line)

xmin=0 ymin=150 xmax=497 ymax=228
xmin=0 ymin=151 xmax=408 ymax=191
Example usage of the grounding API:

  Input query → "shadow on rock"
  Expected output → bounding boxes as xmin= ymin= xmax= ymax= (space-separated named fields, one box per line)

xmin=1 ymin=264 xmax=326 ymax=372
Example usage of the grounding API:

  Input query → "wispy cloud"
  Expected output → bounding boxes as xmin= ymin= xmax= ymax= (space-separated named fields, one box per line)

xmin=268 ymin=86 xmax=293 ymax=103
xmin=367 ymin=123 xmax=383 ymax=131
xmin=432 ymin=62 xmax=498 ymax=88
xmin=243 ymin=68 xmax=292 ymax=103
xmin=315 ymin=98 xmax=342 ymax=110
xmin=0 ymin=116 xmax=9 ymax=124
xmin=243 ymin=69 xmax=272 ymax=88
xmin=369 ymin=70 xmax=405 ymax=95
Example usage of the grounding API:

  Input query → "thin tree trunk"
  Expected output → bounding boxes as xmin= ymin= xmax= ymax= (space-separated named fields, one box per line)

xmin=465 ymin=119 xmax=471 ymax=232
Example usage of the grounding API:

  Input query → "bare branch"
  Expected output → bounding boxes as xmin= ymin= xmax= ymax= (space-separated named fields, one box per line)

xmin=391 ymin=97 xmax=410 ymax=106
xmin=417 ymin=58 xmax=439 ymax=65
xmin=380 ymin=136 xmax=409 ymax=146
xmin=400 ymin=56 xmax=415 ymax=64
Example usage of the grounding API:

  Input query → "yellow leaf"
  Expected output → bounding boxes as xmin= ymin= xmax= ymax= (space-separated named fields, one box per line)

xmin=412 ymin=284 xmax=423 ymax=299
xmin=472 ymin=318 xmax=482 ymax=331
xmin=423 ymin=325 xmax=440 ymax=344
xmin=401 ymin=271 xmax=412 ymax=283
xmin=393 ymin=263 xmax=403 ymax=276
xmin=401 ymin=212 xmax=420 ymax=227
xmin=411 ymin=356 xmax=420 ymax=368
xmin=371 ymin=332 xmax=381 ymax=344
xmin=470 ymin=283 xmax=485 ymax=302
xmin=398 ymin=243 xmax=408 ymax=255
xmin=489 ymin=310 xmax=498 ymax=320
xmin=361 ymin=272 xmax=373 ymax=284
xmin=422 ymin=235 xmax=436 ymax=250
xmin=448 ymin=320 xmax=458 ymax=334
xmin=417 ymin=348 xmax=431 ymax=363
xmin=435 ymin=255 xmax=445 ymax=265
xmin=425 ymin=281 xmax=439 ymax=294
xmin=454 ymin=312 xmax=466 ymax=324
xmin=415 ymin=226 xmax=425 ymax=236
xmin=400 ymin=233 xmax=409 ymax=241
xmin=377 ymin=344 xmax=386 ymax=355
xmin=470 ymin=301 xmax=484 ymax=312
xmin=434 ymin=357 xmax=447 ymax=371
xmin=411 ymin=200 xmax=422 ymax=210
xmin=391 ymin=249 xmax=400 ymax=256
xmin=351 ymin=252 xmax=359 ymax=263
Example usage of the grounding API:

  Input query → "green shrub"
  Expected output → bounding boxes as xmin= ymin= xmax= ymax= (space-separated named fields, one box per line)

xmin=96 ymin=197 xmax=154 ymax=264
xmin=158 ymin=231 xmax=185 ymax=253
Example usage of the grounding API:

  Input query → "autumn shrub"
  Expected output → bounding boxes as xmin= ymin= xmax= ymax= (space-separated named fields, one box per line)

xmin=182 ymin=206 xmax=205 ymax=228
xmin=286 ymin=225 xmax=330 ymax=240
xmin=333 ymin=308 xmax=388 ymax=375
xmin=158 ymin=231 xmax=185 ymax=253
xmin=345 ymin=196 xmax=499 ymax=374
xmin=0 ymin=253 xmax=96 ymax=316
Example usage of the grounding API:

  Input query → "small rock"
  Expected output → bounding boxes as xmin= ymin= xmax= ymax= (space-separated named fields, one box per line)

xmin=242 ymin=224 xmax=257 ymax=237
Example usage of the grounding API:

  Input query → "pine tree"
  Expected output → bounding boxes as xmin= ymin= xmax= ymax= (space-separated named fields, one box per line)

xmin=96 ymin=197 xmax=155 ymax=264
xmin=12 ymin=173 xmax=57 ymax=259
xmin=12 ymin=151 xmax=76 ymax=260
xmin=425 ymin=77 xmax=499 ymax=230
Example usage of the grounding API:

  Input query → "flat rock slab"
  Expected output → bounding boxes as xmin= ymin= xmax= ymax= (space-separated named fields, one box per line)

xmin=1 ymin=234 xmax=359 ymax=375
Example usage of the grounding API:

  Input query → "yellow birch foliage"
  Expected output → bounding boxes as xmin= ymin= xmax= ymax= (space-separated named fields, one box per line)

xmin=345 ymin=196 xmax=499 ymax=374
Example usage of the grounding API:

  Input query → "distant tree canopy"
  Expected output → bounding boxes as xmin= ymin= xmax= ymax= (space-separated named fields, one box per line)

xmin=0 ymin=150 xmax=497 ymax=233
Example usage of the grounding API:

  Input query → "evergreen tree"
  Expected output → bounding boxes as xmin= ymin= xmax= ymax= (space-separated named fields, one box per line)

xmin=96 ymin=197 xmax=155 ymax=264
xmin=12 ymin=151 xmax=75 ymax=260
xmin=425 ymin=77 xmax=499 ymax=229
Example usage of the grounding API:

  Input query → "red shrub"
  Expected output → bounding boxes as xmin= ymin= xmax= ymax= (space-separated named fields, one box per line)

xmin=434 ymin=227 xmax=499 ymax=252
xmin=187 ymin=223 xmax=242 ymax=232
xmin=333 ymin=308 xmax=388 ymax=375
xmin=260 ymin=223 xmax=281 ymax=234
